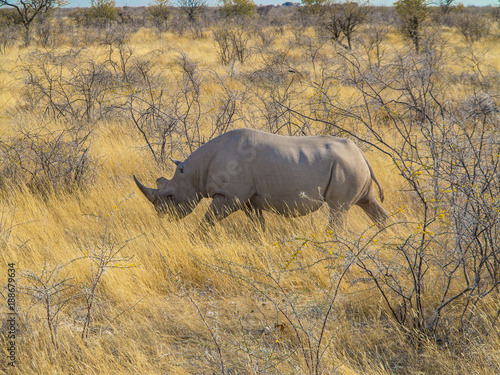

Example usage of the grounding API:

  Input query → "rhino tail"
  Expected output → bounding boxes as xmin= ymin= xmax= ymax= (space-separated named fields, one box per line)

xmin=363 ymin=155 xmax=384 ymax=203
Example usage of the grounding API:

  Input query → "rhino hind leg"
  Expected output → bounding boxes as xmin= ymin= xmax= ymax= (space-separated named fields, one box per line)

xmin=243 ymin=204 xmax=265 ymax=231
xmin=356 ymin=191 xmax=389 ymax=226
xmin=327 ymin=204 xmax=349 ymax=232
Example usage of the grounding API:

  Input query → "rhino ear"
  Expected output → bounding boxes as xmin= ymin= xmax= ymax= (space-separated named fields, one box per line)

xmin=156 ymin=177 xmax=169 ymax=190
xmin=169 ymin=157 xmax=183 ymax=166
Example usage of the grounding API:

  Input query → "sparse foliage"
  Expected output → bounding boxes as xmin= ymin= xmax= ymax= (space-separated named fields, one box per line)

xmin=317 ymin=1 xmax=369 ymax=50
xmin=213 ymin=22 xmax=250 ymax=65
xmin=0 ymin=0 xmax=67 ymax=45
xmin=128 ymin=53 xmax=208 ymax=161
xmin=0 ymin=122 xmax=96 ymax=195
xmin=220 ymin=0 xmax=256 ymax=18
xmin=128 ymin=59 xmax=177 ymax=163
xmin=394 ymin=0 xmax=428 ymax=52
xmin=213 ymin=26 xmax=233 ymax=65
xmin=21 ymin=48 xmax=135 ymax=122
xmin=78 ymin=208 xmax=137 ymax=340
xmin=454 ymin=9 xmax=491 ymax=44
xmin=360 ymin=22 xmax=389 ymax=67
xmin=438 ymin=0 xmax=455 ymax=14
xmin=71 ymin=0 xmax=118 ymax=27
xmin=21 ymin=259 xmax=79 ymax=347
xmin=301 ymin=0 xmax=327 ymax=14
xmin=178 ymin=0 xmax=206 ymax=22
xmin=147 ymin=0 xmax=171 ymax=33
xmin=18 ymin=202 xmax=137 ymax=347
xmin=0 ymin=10 xmax=20 ymax=52
xmin=89 ymin=0 xmax=118 ymax=25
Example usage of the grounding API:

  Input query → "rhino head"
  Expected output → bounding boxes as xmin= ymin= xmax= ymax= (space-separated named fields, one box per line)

xmin=133 ymin=159 xmax=200 ymax=220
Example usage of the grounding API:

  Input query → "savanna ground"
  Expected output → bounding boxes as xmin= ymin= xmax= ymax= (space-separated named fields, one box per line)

xmin=0 ymin=3 xmax=499 ymax=374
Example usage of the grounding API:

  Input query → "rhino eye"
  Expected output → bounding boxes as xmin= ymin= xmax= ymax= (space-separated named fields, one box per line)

xmin=178 ymin=166 xmax=184 ymax=174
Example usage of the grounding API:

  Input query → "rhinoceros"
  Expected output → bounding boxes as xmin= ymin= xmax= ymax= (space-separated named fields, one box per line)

xmin=134 ymin=128 xmax=389 ymax=229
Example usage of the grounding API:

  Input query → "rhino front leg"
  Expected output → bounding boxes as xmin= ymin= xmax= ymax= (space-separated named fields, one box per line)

xmin=328 ymin=206 xmax=348 ymax=233
xmin=201 ymin=194 xmax=244 ymax=228
xmin=243 ymin=204 xmax=265 ymax=232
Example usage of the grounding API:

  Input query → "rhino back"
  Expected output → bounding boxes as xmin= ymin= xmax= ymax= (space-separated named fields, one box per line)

xmin=250 ymin=131 xmax=368 ymax=213
xmin=186 ymin=129 xmax=368 ymax=214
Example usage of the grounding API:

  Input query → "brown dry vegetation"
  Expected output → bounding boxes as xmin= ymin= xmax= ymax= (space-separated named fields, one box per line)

xmin=0 ymin=4 xmax=499 ymax=374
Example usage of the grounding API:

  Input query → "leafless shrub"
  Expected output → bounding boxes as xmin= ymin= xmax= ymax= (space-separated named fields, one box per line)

xmin=101 ymin=25 xmax=135 ymax=82
xmin=213 ymin=26 xmax=234 ymax=65
xmin=290 ymin=18 xmax=310 ymax=47
xmin=287 ymin=45 xmax=500 ymax=337
xmin=230 ymin=25 xmax=250 ymax=64
xmin=128 ymin=52 xmax=205 ymax=161
xmin=19 ymin=201 xmax=138 ymax=346
xmin=208 ymin=94 xmax=237 ymax=136
xmin=0 ymin=23 xmax=18 ymax=54
xmin=299 ymin=36 xmax=328 ymax=78
xmin=22 ymin=50 xmax=115 ymax=122
xmin=239 ymin=43 xmax=314 ymax=135
xmin=21 ymin=258 xmax=80 ymax=347
xmin=127 ymin=51 xmax=247 ymax=164
xmin=169 ymin=9 xmax=188 ymax=35
xmin=251 ymin=19 xmax=276 ymax=49
xmin=171 ymin=53 xmax=203 ymax=152
xmin=128 ymin=58 xmax=178 ymax=163
xmin=188 ymin=16 xmax=207 ymax=38
xmin=20 ymin=45 xmax=142 ymax=123
xmin=455 ymin=44 xmax=499 ymax=89
xmin=213 ymin=22 xmax=250 ymax=65
xmin=454 ymin=9 xmax=491 ymax=44
xmin=101 ymin=23 xmax=130 ymax=47
xmin=0 ymin=121 xmax=97 ymax=196
xmin=190 ymin=231 xmax=366 ymax=374
xmin=206 ymin=73 xmax=241 ymax=138
xmin=360 ymin=23 xmax=389 ymax=67
xmin=146 ymin=0 xmax=171 ymax=35
xmin=77 ymin=207 xmax=137 ymax=340
xmin=33 ymin=15 xmax=64 ymax=48
xmin=316 ymin=1 xmax=369 ymax=50
xmin=181 ymin=287 xmax=227 ymax=374
xmin=317 ymin=8 xmax=344 ymax=48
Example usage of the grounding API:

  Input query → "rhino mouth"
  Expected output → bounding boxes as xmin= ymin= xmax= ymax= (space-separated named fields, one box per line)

xmin=153 ymin=198 xmax=181 ymax=221
xmin=134 ymin=175 xmax=197 ymax=220
xmin=155 ymin=198 xmax=193 ymax=221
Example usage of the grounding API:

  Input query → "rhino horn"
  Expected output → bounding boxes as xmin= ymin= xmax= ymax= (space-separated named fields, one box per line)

xmin=133 ymin=175 xmax=156 ymax=203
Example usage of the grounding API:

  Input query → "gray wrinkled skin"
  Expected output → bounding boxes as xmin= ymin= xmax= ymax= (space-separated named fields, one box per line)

xmin=134 ymin=128 xmax=389 ymax=229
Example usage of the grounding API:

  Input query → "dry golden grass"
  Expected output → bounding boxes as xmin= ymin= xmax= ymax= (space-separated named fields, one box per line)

xmin=0 ymin=16 xmax=499 ymax=374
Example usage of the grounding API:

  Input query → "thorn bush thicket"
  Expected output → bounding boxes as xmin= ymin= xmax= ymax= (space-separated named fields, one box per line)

xmin=289 ymin=43 xmax=500 ymax=336
xmin=0 ymin=122 xmax=96 ymax=195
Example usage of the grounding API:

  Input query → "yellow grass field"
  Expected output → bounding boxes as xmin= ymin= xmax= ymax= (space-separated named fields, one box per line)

xmin=0 ymin=7 xmax=499 ymax=374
